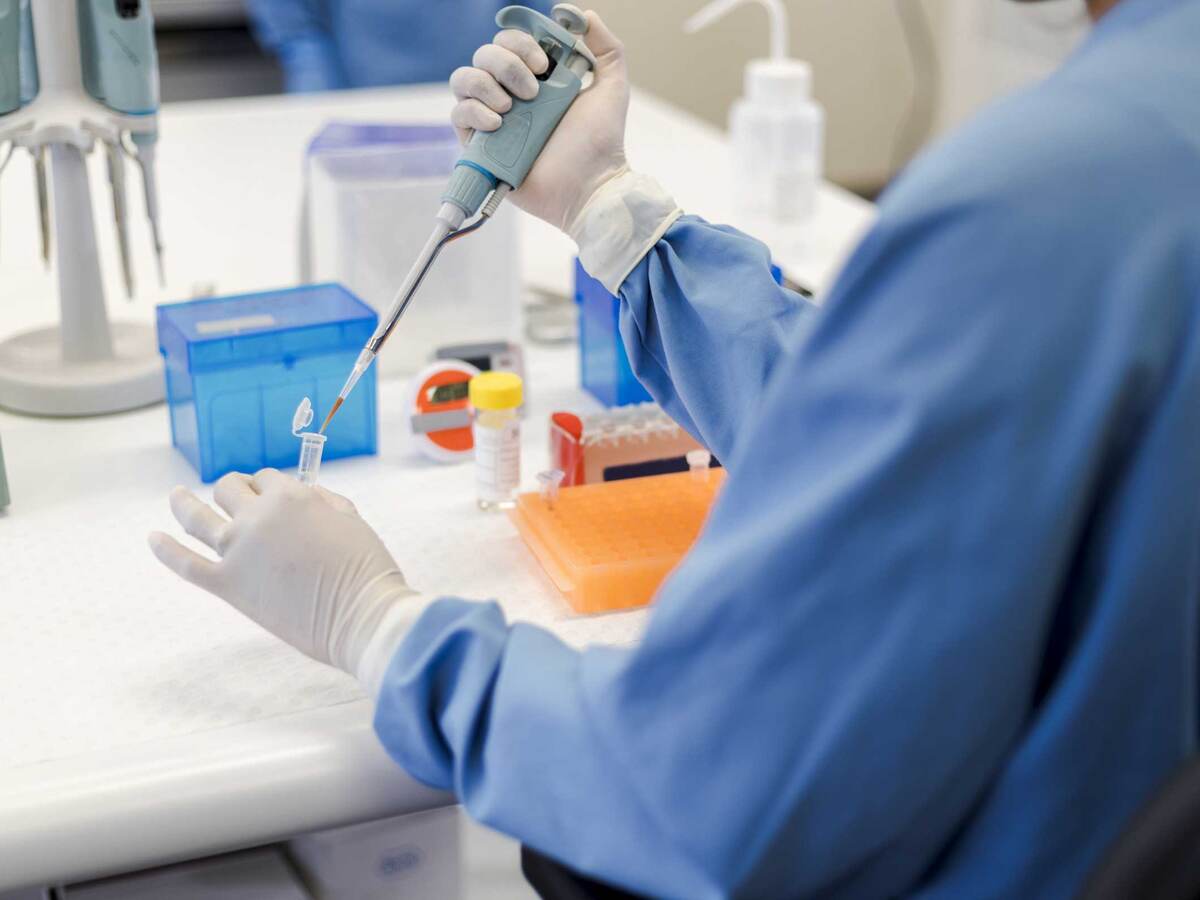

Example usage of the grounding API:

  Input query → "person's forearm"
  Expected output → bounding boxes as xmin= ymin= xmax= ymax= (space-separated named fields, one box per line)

xmin=570 ymin=172 xmax=814 ymax=462
xmin=370 ymin=598 xmax=716 ymax=899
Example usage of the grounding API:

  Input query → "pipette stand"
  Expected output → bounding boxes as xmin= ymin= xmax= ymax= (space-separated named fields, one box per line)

xmin=0 ymin=0 xmax=162 ymax=416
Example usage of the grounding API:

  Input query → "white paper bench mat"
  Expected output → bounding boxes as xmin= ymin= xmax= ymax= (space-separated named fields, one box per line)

xmin=0 ymin=378 xmax=649 ymax=772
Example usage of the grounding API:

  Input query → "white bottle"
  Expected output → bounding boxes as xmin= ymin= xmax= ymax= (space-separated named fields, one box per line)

xmin=469 ymin=371 xmax=523 ymax=511
xmin=686 ymin=0 xmax=825 ymax=225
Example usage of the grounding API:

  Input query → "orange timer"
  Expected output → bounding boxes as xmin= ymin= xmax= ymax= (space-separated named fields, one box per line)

xmin=404 ymin=359 xmax=481 ymax=463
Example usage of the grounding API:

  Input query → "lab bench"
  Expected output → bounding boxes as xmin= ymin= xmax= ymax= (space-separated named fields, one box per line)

xmin=0 ymin=85 xmax=874 ymax=891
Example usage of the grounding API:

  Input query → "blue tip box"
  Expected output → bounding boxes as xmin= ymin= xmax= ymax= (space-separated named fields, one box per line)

xmin=575 ymin=258 xmax=653 ymax=408
xmin=575 ymin=256 xmax=788 ymax=408
xmin=157 ymin=283 xmax=378 ymax=483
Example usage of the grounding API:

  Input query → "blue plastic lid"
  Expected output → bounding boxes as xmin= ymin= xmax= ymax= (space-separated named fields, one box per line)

xmin=307 ymin=122 xmax=460 ymax=181
xmin=157 ymin=283 xmax=377 ymax=373
xmin=307 ymin=122 xmax=458 ymax=155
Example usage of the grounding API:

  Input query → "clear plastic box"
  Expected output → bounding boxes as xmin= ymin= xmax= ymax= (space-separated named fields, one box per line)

xmin=305 ymin=123 xmax=520 ymax=376
xmin=156 ymin=283 xmax=378 ymax=484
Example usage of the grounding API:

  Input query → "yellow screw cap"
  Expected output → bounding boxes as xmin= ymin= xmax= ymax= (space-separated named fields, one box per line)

xmin=469 ymin=371 xmax=524 ymax=410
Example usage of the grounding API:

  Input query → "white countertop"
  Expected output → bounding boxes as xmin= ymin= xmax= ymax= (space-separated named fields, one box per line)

xmin=0 ymin=85 xmax=874 ymax=890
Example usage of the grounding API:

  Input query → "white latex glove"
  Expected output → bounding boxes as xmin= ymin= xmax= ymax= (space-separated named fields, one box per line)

xmin=148 ymin=470 xmax=427 ymax=694
xmin=450 ymin=11 xmax=683 ymax=292
xmin=450 ymin=10 xmax=629 ymax=232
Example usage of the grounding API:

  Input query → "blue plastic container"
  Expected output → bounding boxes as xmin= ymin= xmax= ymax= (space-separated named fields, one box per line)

xmin=575 ymin=257 xmax=788 ymax=408
xmin=307 ymin=122 xmax=459 ymax=168
xmin=157 ymin=283 xmax=378 ymax=483
xmin=576 ymin=259 xmax=653 ymax=408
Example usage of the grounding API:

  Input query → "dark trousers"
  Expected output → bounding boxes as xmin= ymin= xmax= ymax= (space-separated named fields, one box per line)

xmin=522 ymin=846 xmax=649 ymax=900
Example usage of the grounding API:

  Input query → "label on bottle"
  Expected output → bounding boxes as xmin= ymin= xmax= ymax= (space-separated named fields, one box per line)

xmin=474 ymin=420 xmax=520 ymax=503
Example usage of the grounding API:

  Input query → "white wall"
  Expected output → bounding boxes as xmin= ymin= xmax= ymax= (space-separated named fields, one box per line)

xmin=936 ymin=1 xmax=1087 ymax=134
xmin=591 ymin=0 xmax=946 ymax=193
xmin=592 ymin=0 xmax=1088 ymax=194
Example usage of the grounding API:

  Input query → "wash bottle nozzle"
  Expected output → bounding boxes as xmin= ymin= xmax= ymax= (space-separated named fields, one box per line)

xmin=684 ymin=0 xmax=824 ymax=225
xmin=684 ymin=0 xmax=789 ymax=60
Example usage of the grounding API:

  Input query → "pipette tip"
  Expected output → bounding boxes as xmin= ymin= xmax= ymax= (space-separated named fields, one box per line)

xmin=318 ymin=397 xmax=344 ymax=435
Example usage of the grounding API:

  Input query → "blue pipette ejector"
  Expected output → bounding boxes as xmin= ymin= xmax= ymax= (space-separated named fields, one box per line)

xmin=321 ymin=3 xmax=595 ymax=434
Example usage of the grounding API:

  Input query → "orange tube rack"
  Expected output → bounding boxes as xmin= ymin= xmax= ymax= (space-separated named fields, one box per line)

xmin=510 ymin=468 xmax=725 ymax=614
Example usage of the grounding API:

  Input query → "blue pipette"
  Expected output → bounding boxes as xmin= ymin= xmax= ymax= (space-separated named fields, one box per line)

xmin=78 ymin=0 xmax=165 ymax=291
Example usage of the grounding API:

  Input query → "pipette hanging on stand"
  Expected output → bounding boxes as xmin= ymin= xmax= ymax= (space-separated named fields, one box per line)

xmin=0 ymin=0 xmax=166 ymax=416
xmin=78 ymin=0 xmax=165 ymax=294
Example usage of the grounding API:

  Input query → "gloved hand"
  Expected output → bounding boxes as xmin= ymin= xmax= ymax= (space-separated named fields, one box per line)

xmin=450 ymin=10 xmax=684 ymax=294
xmin=148 ymin=470 xmax=423 ymax=692
xmin=450 ymin=10 xmax=630 ymax=233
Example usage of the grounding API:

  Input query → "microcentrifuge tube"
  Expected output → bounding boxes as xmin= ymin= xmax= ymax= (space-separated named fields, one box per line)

xmin=538 ymin=469 xmax=565 ymax=509
xmin=292 ymin=397 xmax=328 ymax=486
xmin=687 ymin=449 xmax=713 ymax=481
xmin=297 ymin=433 xmax=328 ymax=486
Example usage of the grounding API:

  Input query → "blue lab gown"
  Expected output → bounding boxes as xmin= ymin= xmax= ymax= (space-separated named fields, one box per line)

xmin=245 ymin=0 xmax=554 ymax=93
xmin=374 ymin=0 xmax=1200 ymax=896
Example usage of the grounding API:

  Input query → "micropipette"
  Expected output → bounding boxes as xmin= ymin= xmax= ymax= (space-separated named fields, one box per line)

xmin=33 ymin=144 xmax=48 ymax=266
xmin=0 ymin=142 xmax=13 ymax=259
xmin=130 ymin=131 xmax=165 ymax=287
xmin=320 ymin=2 xmax=596 ymax=435
xmin=79 ymin=0 xmax=166 ymax=288
xmin=0 ymin=1 xmax=19 ymax=118
xmin=0 ymin=0 xmax=19 ymax=266
xmin=102 ymin=136 xmax=134 ymax=299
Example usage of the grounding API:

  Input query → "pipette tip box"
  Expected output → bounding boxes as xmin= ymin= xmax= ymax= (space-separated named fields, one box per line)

xmin=306 ymin=121 xmax=520 ymax=375
xmin=576 ymin=258 xmax=654 ymax=408
xmin=157 ymin=283 xmax=378 ymax=483
xmin=576 ymin=257 xmax=786 ymax=409
xmin=510 ymin=469 xmax=725 ymax=615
